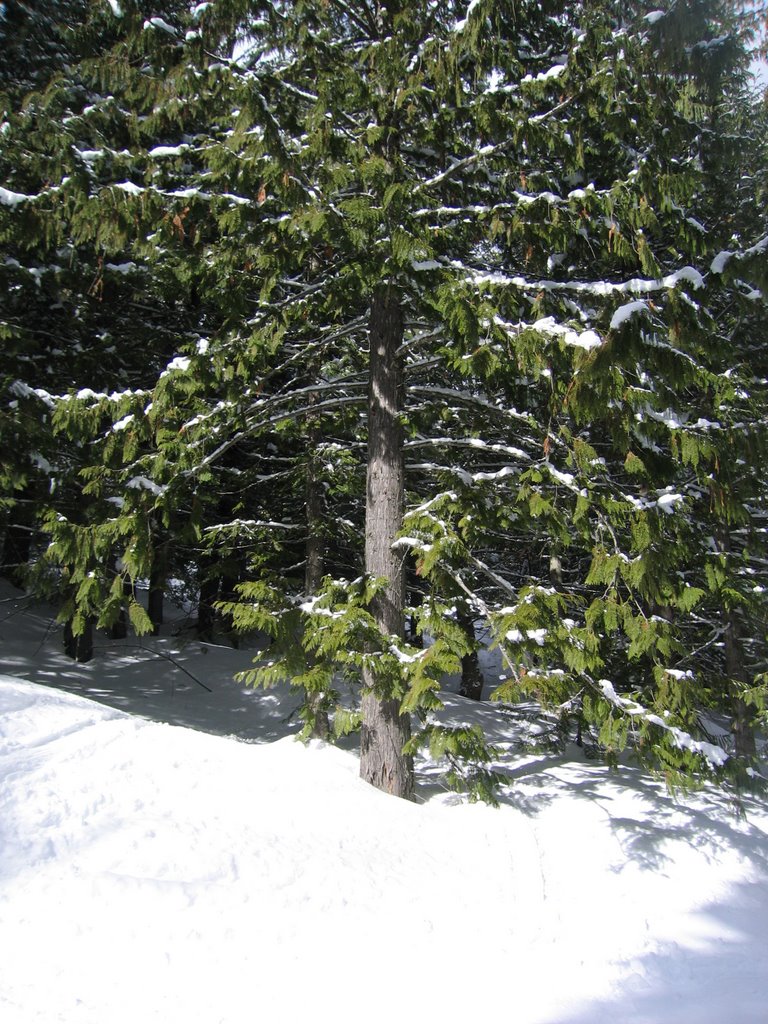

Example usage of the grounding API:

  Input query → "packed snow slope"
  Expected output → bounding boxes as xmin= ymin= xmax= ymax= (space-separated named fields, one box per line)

xmin=1 ymin=585 xmax=767 ymax=1024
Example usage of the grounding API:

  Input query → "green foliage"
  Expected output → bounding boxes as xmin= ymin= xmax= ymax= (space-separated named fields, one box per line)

xmin=406 ymin=722 xmax=504 ymax=805
xmin=1 ymin=0 xmax=765 ymax=798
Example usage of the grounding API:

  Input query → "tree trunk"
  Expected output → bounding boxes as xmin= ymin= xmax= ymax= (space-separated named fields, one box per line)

xmin=197 ymin=565 xmax=218 ymax=643
xmin=725 ymin=609 xmax=756 ymax=758
xmin=110 ymin=607 xmax=128 ymax=640
xmin=147 ymin=583 xmax=164 ymax=636
xmin=197 ymin=559 xmax=241 ymax=647
xmin=406 ymin=564 xmax=424 ymax=648
xmin=549 ymin=550 xmax=563 ymax=589
xmin=305 ymin=433 xmax=330 ymax=740
xmin=109 ymin=570 xmax=132 ymax=640
xmin=457 ymin=603 xmax=483 ymax=701
xmin=1 ymin=516 xmax=32 ymax=588
xmin=148 ymin=529 xmax=168 ymax=635
xmin=220 ymin=570 xmax=240 ymax=648
xmin=360 ymin=287 xmax=414 ymax=800
xmin=719 ymin=531 xmax=756 ymax=758
xmin=64 ymin=618 xmax=94 ymax=663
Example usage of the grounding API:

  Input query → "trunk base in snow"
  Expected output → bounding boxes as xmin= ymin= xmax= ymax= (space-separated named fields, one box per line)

xmin=360 ymin=287 xmax=414 ymax=800
xmin=360 ymin=692 xmax=414 ymax=800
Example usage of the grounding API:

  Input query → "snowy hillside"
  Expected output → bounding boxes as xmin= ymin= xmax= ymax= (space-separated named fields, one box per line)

xmin=1 ymin=586 xmax=767 ymax=1024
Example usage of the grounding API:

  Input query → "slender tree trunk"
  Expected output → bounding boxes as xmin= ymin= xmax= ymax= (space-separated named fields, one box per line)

xmin=360 ymin=287 xmax=414 ymax=799
xmin=197 ymin=555 xmax=241 ymax=646
xmin=457 ymin=603 xmax=483 ymax=701
xmin=148 ymin=534 xmax=168 ymax=636
xmin=305 ymin=430 xmax=330 ymax=740
xmin=1 ymin=513 xmax=32 ymax=588
xmin=718 ymin=531 xmax=756 ymax=757
xmin=406 ymin=564 xmax=424 ymax=648
xmin=549 ymin=549 xmax=563 ymax=589
xmin=147 ymin=583 xmax=164 ymax=636
xmin=220 ymin=570 xmax=240 ymax=648
xmin=64 ymin=618 xmax=94 ymax=662
xmin=109 ymin=563 xmax=132 ymax=640
xmin=197 ymin=561 xmax=218 ymax=643
xmin=110 ymin=604 xmax=128 ymax=640
xmin=725 ymin=609 xmax=756 ymax=757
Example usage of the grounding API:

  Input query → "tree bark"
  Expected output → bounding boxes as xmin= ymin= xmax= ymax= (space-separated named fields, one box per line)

xmin=718 ymin=532 xmax=756 ymax=758
xmin=148 ymin=534 xmax=168 ymax=636
xmin=549 ymin=550 xmax=563 ymax=589
xmin=1 ymin=516 xmax=32 ymax=588
xmin=220 ymin=569 xmax=240 ymax=648
xmin=725 ymin=608 xmax=756 ymax=758
xmin=196 ymin=556 xmax=241 ymax=646
xmin=360 ymin=287 xmax=414 ymax=799
xmin=110 ymin=606 xmax=128 ymax=640
xmin=197 ymin=562 xmax=218 ymax=643
xmin=305 ymin=430 xmax=330 ymax=740
xmin=64 ymin=618 xmax=94 ymax=663
xmin=109 ymin=567 xmax=132 ymax=640
xmin=457 ymin=603 xmax=483 ymax=701
xmin=405 ymin=564 xmax=424 ymax=648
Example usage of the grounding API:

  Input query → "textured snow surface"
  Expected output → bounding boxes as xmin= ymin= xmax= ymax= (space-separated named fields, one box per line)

xmin=1 ymin=587 xmax=767 ymax=1024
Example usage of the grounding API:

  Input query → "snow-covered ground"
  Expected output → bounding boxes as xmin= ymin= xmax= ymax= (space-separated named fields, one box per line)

xmin=1 ymin=583 xmax=767 ymax=1024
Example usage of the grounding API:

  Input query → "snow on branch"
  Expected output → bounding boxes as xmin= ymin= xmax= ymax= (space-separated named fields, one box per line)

xmin=404 ymin=436 xmax=531 ymax=460
xmin=126 ymin=476 xmax=166 ymax=497
xmin=710 ymin=235 xmax=768 ymax=275
xmin=610 ymin=300 xmax=650 ymax=330
xmin=417 ymin=144 xmax=500 ymax=192
xmin=521 ymin=64 xmax=567 ymax=85
xmin=460 ymin=262 xmax=705 ymax=296
xmin=143 ymin=16 xmax=178 ymax=35
xmin=205 ymin=519 xmax=303 ymax=534
xmin=510 ymin=315 xmax=602 ymax=350
xmin=0 ymin=186 xmax=30 ymax=208
xmin=598 ymin=678 xmax=729 ymax=769
xmin=9 ymin=380 xmax=58 ymax=408
xmin=453 ymin=0 xmax=483 ymax=33
xmin=408 ymin=385 xmax=528 ymax=419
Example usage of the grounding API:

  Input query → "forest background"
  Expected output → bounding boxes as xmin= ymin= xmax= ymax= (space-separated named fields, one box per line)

xmin=1 ymin=0 xmax=767 ymax=800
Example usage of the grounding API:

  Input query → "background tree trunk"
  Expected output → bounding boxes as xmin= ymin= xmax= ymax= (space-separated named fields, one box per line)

xmin=457 ymin=603 xmax=483 ymax=701
xmin=219 ymin=569 xmax=240 ymax=648
xmin=719 ymin=531 xmax=756 ymax=757
xmin=406 ymin=564 xmax=424 ymax=648
xmin=1 ymin=504 xmax=32 ymax=589
xmin=148 ymin=533 xmax=168 ymax=636
xmin=109 ymin=557 xmax=131 ymax=640
xmin=197 ymin=558 xmax=218 ymax=643
xmin=549 ymin=549 xmax=563 ymax=589
xmin=305 ymin=430 xmax=330 ymax=740
xmin=360 ymin=288 xmax=414 ymax=800
xmin=64 ymin=618 xmax=93 ymax=662
xmin=725 ymin=609 xmax=756 ymax=757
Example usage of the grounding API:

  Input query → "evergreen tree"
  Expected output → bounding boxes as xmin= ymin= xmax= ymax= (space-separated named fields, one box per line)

xmin=5 ymin=0 xmax=765 ymax=796
xmin=0 ymin=0 xmax=205 ymax=636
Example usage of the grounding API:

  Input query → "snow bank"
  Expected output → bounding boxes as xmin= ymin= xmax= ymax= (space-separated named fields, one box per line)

xmin=1 ymin=586 xmax=768 ymax=1024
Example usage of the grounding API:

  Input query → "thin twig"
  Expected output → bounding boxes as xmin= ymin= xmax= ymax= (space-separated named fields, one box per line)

xmin=97 ymin=642 xmax=214 ymax=693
